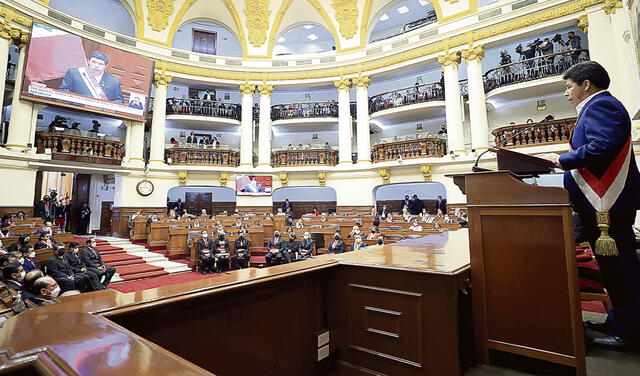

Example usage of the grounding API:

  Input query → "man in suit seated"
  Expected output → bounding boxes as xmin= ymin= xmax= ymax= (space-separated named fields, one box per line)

xmin=81 ymin=238 xmax=116 ymax=287
xmin=59 ymin=51 xmax=124 ymax=103
xmin=214 ymin=231 xmax=231 ymax=272
xmin=265 ymin=231 xmax=285 ymax=266
xmin=232 ymin=231 xmax=251 ymax=269
xmin=434 ymin=195 xmax=447 ymax=216
xmin=30 ymin=276 xmax=60 ymax=306
xmin=283 ymin=233 xmax=299 ymax=263
xmin=2 ymin=262 xmax=36 ymax=303
xmin=65 ymin=242 xmax=104 ymax=291
xmin=196 ymin=230 xmax=215 ymax=274
xmin=299 ymin=232 xmax=314 ymax=260
xmin=351 ymin=235 xmax=368 ymax=251
xmin=328 ymin=233 xmax=345 ymax=254
xmin=378 ymin=205 xmax=390 ymax=220
xmin=46 ymin=243 xmax=92 ymax=293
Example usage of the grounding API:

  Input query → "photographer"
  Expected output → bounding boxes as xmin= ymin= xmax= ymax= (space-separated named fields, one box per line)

xmin=566 ymin=31 xmax=583 ymax=63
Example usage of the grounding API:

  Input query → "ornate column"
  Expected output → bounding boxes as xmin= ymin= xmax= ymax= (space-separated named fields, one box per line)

xmin=127 ymin=120 xmax=145 ymax=167
xmin=353 ymin=75 xmax=371 ymax=164
xmin=438 ymin=51 xmax=464 ymax=154
xmin=6 ymin=31 xmax=32 ymax=149
xmin=148 ymin=71 xmax=172 ymax=166
xmin=462 ymin=45 xmax=490 ymax=151
xmin=257 ymin=83 xmax=274 ymax=166
xmin=239 ymin=83 xmax=256 ymax=166
xmin=334 ymin=78 xmax=352 ymax=164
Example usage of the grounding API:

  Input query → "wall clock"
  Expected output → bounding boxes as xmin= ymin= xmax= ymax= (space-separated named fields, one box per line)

xmin=136 ymin=179 xmax=154 ymax=196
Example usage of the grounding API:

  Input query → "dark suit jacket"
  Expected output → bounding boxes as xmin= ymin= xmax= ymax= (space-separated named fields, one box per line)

xmin=234 ymin=238 xmax=250 ymax=252
xmin=46 ymin=255 xmax=74 ymax=279
xmin=22 ymin=258 xmax=38 ymax=273
xmin=558 ymin=92 xmax=640 ymax=212
xmin=299 ymin=238 xmax=314 ymax=252
xmin=400 ymin=199 xmax=411 ymax=210
xmin=64 ymin=252 xmax=86 ymax=273
xmin=5 ymin=279 xmax=36 ymax=303
xmin=435 ymin=199 xmax=447 ymax=213
xmin=267 ymin=237 xmax=284 ymax=251
xmin=59 ymin=68 xmax=124 ymax=103
xmin=197 ymin=238 xmax=215 ymax=251
xmin=81 ymin=246 xmax=106 ymax=268
xmin=328 ymin=240 xmax=345 ymax=254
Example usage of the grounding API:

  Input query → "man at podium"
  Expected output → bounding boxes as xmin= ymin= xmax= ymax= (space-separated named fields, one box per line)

xmin=540 ymin=61 xmax=640 ymax=349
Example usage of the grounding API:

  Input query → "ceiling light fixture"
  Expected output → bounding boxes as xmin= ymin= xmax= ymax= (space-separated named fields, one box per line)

xmin=303 ymin=25 xmax=314 ymax=30
xmin=397 ymin=6 xmax=410 ymax=14
xmin=380 ymin=13 xmax=389 ymax=21
xmin=278 ymin=37 xmax=286 ymax=43
xmin=307 ymin=33 xmax=318 ymax=40
xmin=418 ymin=0 xmax=429 ymax=6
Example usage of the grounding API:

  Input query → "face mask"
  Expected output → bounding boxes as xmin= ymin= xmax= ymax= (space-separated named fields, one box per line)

xmin=29 ymin=252 xmax=35 ymax=258
xmin=218 ymin=234 xmax=224 ymax=239
xmin=303 ymin=235 xmax=309 ymax=240
xmin=18 ymin=257 xmax=24 ymax=264
xmin=355 ymin=239 xmax=361 ymax=243
xmin=202 ymin=234 xmax=208 ymax=238
xmin=274 ymin=233 xmax=280 ymax=238
xmin=334 ymin=235 xmax=339 ymax=240
xmin=19 ymin=271 xmax=26 ymax=280
xmin=377 ymin=240 xmax=383 ymax=245
xmin=56 ymin=249 xmax=65 ymax=257
xmin=50 ymin=286 xmax=61 ymax=298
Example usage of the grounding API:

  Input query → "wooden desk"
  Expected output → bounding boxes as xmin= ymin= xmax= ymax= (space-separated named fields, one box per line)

xmin=167 ymin=227 xmax=194 ymax=257
xmin=147 ymin=222 xmax=170 ymax=247
xmin=131 ymin=217 xmax=148 ymax=240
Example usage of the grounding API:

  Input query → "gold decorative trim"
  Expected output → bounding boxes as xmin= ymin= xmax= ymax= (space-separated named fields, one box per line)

xmin=603 ymin=0 xmax=623 ymax=14
xmin=279 ymin=172 xmax=289 ymax=187
xmin=331 ymin=0 xmax=359 ymax=40
xmin=146 ymin=0 xmax=175 ymax=32
xmin=178 ymin=170 xmax=188 ymax=186
xmin=334 ymin=77 xmax=352 ymax=91
xmin=318 ymin=171 xmax=327 ymax=186
xmin=0 ymin=5 xmax=33 ymax=28
xmin=245 ymin=0 xmax=271 ymax=48
xmin=240 ymin=83 xmax=256 ymax=95
xmin=358 ymin=0 xmax=374 ymax=49
xmin=461 ymin=45 xmax=485 ymax=62
xmin=257 ymin=83 xmax=274 ymax=96
xmin=266 ymin=0 xmax=293 ymax=58
xmin=577 ymin=14 xmax=588 ymax=33
xmin=378 ymin=168 xmax=390 ymax=184
xmin=420 ymin=165 xmax=433 ymax=182
xmin=134 ymin=0 xmax=145 ymax=39
xmin=34 ymin=0 xmax=51 ymax=6
xmin=438 ymin=50 xmax=462 ymax=66
xmin=353 ymin=75 xmax=371 ymax=88
xmin=153 ymin=71 xmax=173 ymax=87
xmin=220 ymin=172 xmax=229 ymax=187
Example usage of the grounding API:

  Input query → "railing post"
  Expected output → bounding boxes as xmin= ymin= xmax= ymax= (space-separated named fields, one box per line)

xmin=6 ymin=33 xmax=34 ymax=150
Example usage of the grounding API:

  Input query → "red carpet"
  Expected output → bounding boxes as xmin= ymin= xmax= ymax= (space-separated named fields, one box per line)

xmin=116 ymin=264 xmax=164 ymax=276
xmin=581 ymin=300 xmax=607 ymax=314
xmin=96 ymin=245 xmax=123 ymax=252
xmin=110 ymin=271 xmax=216 ymax=293
xmin=102 ymin=254 xmax=142 ymax=263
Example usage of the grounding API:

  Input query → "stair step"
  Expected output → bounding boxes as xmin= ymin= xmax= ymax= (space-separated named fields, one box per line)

xmin=109 ymin=259 xmax=147 ymax=267
xmin=115 ymin=263 xmax=164 ymax=276
xmin=103 ymin=254 xmax=142 ymax=263
xmin=96 ymin=246 xmax=123 ymax=252
xmin=119 ymin=270 xmax=169 ymax=281
xmin=100 ymin=250 xmax=127 ymax=256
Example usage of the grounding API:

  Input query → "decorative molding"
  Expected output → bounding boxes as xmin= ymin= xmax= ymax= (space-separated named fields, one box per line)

xmin=331 ymin=0 xmax=359 ymax=39
xmin=0 ymin=6 xmax=33 ymax=28
xmin=353 ymin=75 xmax=371 ymax=88
xmin=438 ymin=50 xmax=462 ymax=66
xmin=239 ymin=83 xmax=256 ymax=95
xmin=318 ymin=171 xmax=327 ymax=186
xmin=603 ymin=0 xmax=623 ymax=14
xmin=577 ymin=14 xmax=588 ymax=33
xmin=257 ymin=83 xmax=274 ymax=96
xmin=279 ymin=172 xmax=288 ymax=187
xmin=178 ymin=171 xmax=188 ymax=186
xmin=333 ymin=77 xmax=352 ymax=91
xmin=146 ymin=0 xmax=175 ymax=32
xmin=378 ymin=169 xmax=390 ymax=184
xmin=245 ymin=0 xmax=271 ymax=48
xmin=461 ymin=45 xmax=485 ymax=62
xmin=0 ymin=22 xmax=22 ymax=43
xmin=420 ymin=165 xmax=432 ymax=182
xmin=306 ymin=0 xmax=343 ymax=51
xmin=34 ymin=0 xmax=51 ymax=5
xmin=220 ymin=172 xmax=229 ymax=187
xmin=153 ymin=71 xmax=173 ymax=87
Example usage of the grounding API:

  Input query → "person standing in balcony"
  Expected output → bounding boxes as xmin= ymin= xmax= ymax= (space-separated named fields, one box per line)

xmin=566 ymin=31 xmax=582 ymax=63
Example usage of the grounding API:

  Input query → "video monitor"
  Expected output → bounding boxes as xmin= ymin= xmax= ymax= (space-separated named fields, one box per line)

xmin=235 ymin=175 xmax=273 ymax=196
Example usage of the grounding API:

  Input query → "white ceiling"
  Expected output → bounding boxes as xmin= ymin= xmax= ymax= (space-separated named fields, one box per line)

xmin=370 ymin=0 xmax=436 ymax=35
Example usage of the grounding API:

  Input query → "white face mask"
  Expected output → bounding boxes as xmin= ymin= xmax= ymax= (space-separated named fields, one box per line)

xmin=355 ymin=238 xmax=361 ymax=243
xmin=19 ymin=271 xmax=26 ymax=280
xmin=18 ymin=257 xmax=24 ymax=264
xmin=50 ymin=286 xmax=61 ymax=298
xmin=29 ymin=252 xmax=35 ymax=258
xmin=202 ymin=234 xmax=208 ymax=238
xmin=303 ymin=235 xmax=309 ymax=240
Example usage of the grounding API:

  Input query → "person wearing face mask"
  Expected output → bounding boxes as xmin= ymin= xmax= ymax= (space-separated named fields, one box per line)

xmin=24 ymin=269 xmax=44 ymax=293
xmin=34 ymin=233 xmax=54 ymax=250
xmin=31 ymin=276 xmax=61 ymax=306
xmin=20 ymin=246 xmax=38 ymax=273
xmin=0 ymin=223 xmax=14 ymax=238
xmin=265 ymin=231 xmax=285 ymax=266
xmin=376 ymin=236 xmax=384 ymax=246
xmin=214 ymin=232 xmax=231 ymax=272
xmin=81 ymin=239 xmax=116 ymax=287
xmin=328 ymin=233 xmax=345 ymax=254
xmin=283 ymin=233 xmax=299 ymax=263
xmin=196 ymin=231 xmax=215 ymax=274
xmin=64 ymin=242 xmax=104 ymax=291
xmin=351 ymin=235 xmax=368 ymax=251
xmin=409 ymin=221 xmax=423 ymax=232
xmin=2 ymin=262 xmax=36 ymax=303
xmin=232 ymin=231 xmax=251 ymax=269
xmin=299 ymin=232 xmax=314 ymax=260
xmin=46 ymin=244 xmax=92 ymax=293
xmin=37 ymin=221 xmax=56 ymax=237
xmin=16 ymin=234 xmax=31 ymax=249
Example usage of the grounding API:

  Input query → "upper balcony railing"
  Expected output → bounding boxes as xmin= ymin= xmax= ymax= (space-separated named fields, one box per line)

xmin=166 ymin=98 xmax=241 ymax=120
xmin=372 ymin=137 xmax=446 ymax=162
xmin=272 ymin=149 xmax=338 ymax=167
xmin=484 ymin=49 xmax=590 ymax=93
xmin=492 ymin=117 xmax=576 ymax=147
xmin=36 ymin=131 xmax=123 ymax=165
xmin=165 ymin=147 xmax=239 ymax=167
xmin=369 ymin=82 xmax=445 ymax=115
xmin=271 ymin=102 xmax=339 ymax=121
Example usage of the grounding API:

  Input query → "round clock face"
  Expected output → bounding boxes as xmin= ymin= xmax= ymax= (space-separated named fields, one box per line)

xmin=136 ymin=180 xmax=154 ymax=196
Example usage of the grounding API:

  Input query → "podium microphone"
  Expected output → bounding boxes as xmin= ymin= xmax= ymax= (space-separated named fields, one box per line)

xmin=472 ymin=114 xmax=554 ymax=172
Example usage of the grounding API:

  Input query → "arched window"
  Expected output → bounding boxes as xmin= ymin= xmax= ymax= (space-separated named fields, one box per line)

xmin=50 ymin=0 xmax=135 ymax=37
xmin=172 ymin=21 xmax=243 ymax=57
xmin=368 ymin=0 xmax=437 ymax=43
xmin=274 ymin=23 xmax=335 ymax=56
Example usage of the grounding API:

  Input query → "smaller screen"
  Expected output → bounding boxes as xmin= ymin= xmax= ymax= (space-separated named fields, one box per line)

xmin=236 ymin=175 xmax=273 ymax=196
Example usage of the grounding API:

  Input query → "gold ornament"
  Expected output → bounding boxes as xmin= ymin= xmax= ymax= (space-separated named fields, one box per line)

xmin=153 ymin=71 xmax=173 ymax=87
xmin=318 ymin=171 xmax=327 ymax=186
xmin=577 ymin=15 xmax=588 ymax=33
xmin=438 ymin=51 xmax=462 ymax=66
xmin=378 ymin=169 xmax=390 ymax=184
xmin=279 ymin=172 xmax=288 ymax=187
xmin=146 ymin=0 xmax=175 ymax=32
xmin=257 ymin=83 xmax=274 ymax=96
xmin=245 ymin=0 xmax=271 ymax=48
xmin=352 ymin=75 xmax=371 ymax=88
xmin=220 ymin=172 xmax=229 ymax=187
xmin=178 ymin=171 xmax=188 ymax=187
xmin=332 ymin=0 xmax=359 ymax=39
xmin=333 ymin=78 xmax=352 ymax=92
xmin=239 ymin=83 xmax=256 ymax=95
xmin=420 ymin=165 xmax=433 ymax=182
xmin=461 ymin=45 xmax=485 ymax=62
xmin=0 ymin=6 xmax=33 ymax=28
xmin=603 ymin=0 xmax=622 ymax=14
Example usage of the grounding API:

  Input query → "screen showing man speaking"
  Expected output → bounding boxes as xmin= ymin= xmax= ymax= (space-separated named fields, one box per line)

xmin=21 ymin=22 xmax=154 ymax=121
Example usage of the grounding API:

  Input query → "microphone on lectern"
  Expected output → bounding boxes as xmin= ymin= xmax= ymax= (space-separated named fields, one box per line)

xmin=471 ymin=114 xmax=554 ymax=172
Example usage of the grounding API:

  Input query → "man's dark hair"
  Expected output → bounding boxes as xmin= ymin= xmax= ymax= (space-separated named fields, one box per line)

xmin=2 ymin=262 xmax=21 ymax=280
xmin=86 ymin=238 xmax=94 ymax=245
xmin=89 ymin=50 xmax=109 ymax=65
xmin=69 ymin=241 xmax=79 ymax=248
xmin=562 ymin=61 xmax=610 ymax=89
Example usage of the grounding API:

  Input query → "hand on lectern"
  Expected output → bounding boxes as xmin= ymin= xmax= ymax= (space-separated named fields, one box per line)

xmin=538 ymin=153 xmax=562 ymax=169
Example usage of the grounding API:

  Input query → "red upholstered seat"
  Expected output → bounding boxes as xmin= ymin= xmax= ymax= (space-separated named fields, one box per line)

xmin=579 ymin=279 xmax=606 ymax=293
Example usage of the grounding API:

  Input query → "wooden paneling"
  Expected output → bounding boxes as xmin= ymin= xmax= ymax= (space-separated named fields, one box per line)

xmin=99 ymin=201 xmax=113 ymax=234
xmin=0 ymin=207 xmax=34 ymax=218
xmin=111 ymin=207 xmax=166 ymax=236
xmin=336 ymin=206 xmax=374 ymax=215
xmin=273 ymin=201 xmax=336 ymax=219
xmin=70 ymin=173 xmax=91 ymax=234
xmin=236 ymin=206 xmax=272 ymax=215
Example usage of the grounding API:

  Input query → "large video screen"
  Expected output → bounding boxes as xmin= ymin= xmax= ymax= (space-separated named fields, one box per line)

xmin=236 ymin=175 xmax=273 ymax=196
xmin=21 ymin=22 xmax=154 ymax=121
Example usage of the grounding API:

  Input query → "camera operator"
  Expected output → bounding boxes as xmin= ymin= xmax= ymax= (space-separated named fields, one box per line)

xmin=566 ymin=31 xmax=583 ymax=63
xmin=499 ymin=50 xmax=512 ymax=66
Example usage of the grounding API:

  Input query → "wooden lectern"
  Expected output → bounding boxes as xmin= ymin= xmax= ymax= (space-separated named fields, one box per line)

xmin=448 ymin=151 xmax=586 ymax=375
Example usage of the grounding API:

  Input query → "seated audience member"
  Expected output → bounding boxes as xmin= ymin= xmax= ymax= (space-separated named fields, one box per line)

xmin=423 ymin=214 xmax=435 ymax=224
xmin=284 ymin=233 xmax=299 ymax=263
xmin=190 ymin=218 xmax=202 ymax=228
xmin=409 ymin=221 xmax=423 ymax=232
xmin=46 ymin=244 xmax=92 ymax=292
xmin=311 ymin=207 xmax=320 ymax=216
xmin=283 ymin=199 xmax=293 ymax=213
xmin=351 ymin=235 xmax=367 ymax=251
xmin=65 ymin=242 xmax=104 ymax=291
xmin=214 ymin=232 xmax=231 ymax=272
xmin=299 ymin=232 xmax=314 ymax=260
xmin=401 ymin=208 xmax=412 ymax=222
xmin=146 ymin=213 xmax=159 ymax=225
xmin=376 ymin=236 xmax=385 ymax=246
xmin=20 ymin=245 xmax=38 ymax=273
xmin=3 ymin=262 xmax=36 ymax=303
xmin=367 ymin=228 xmax=381 ymax=240
xmin=295 ymin=219 xmax=304 ymax=229
xmin=37 ymin=221 xmax=56 ymax=237
xmin=233 ymin=218 xmax=243 ymax=227
xmin=81 ymin=239 xmax=116 ymax=287
xmin=15 ymin=211 xmax=26 ymax=221
xmin=386 ymin=214 xmax=394 ymax=223
xmin=200 ymin=209 xmax=208 ymax=217
xmin=168 ymin=209 xmax=177 ymax=219
xmin=30 ymin=276 xmax=60 ymax=306
xmin=378 ymin=205 xmax=390 ymax=220
xmin=197 ymin=230 xmax=215 ymax=274
xmin=265 ymin=231 xmax=285 ymax=266
xmin=233 ymin=208 xmax=241 ymax=216
xmin=264 ymin=212 xmax=274 ymax=222
xmin=328 ymin=233 xmax=345 ymax=254
xmin=16 ymin=234 xmax=31 ymax=249
xmin=276 ymin=208 xmax=285 ymax=216
xmin=232 ymin=231 xmax=251 ymax=269
xmin=348 ymin=225 xmax=364 ymax=238
xmin=0 ymin=223 xmax=15 ymax=238
xmin=320 ymin=213 xmax=328 ymax=222
xmin=400 ymin=195 xmax=411 ymax=212
xmin=34 ymin=233 xmax=54 ymax=250
xmin=458 ymin=212 xmax=469 ymax=228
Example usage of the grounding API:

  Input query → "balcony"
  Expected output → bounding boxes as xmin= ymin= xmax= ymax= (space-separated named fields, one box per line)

xmin=372 ymin=137 xmax=446 ymax=163
xmin=369 ymin=82 xmax=445 ymax=114
xmin=484 ymin=49 xmax=589 ymax=93
xmin=166 ymin=98 xmax=241 ymax=120
xmin=35 ymin=132 xmax=123 ymax=165
xmin=165 ymin=147 xmax=239 ymax=167
xmin=271 ymin=149 xmax=338 ymax=167
xmin=271 ymin=102 xmax=338 ymax=121
xmin=492 ymin=117 xmax=576 ymax=148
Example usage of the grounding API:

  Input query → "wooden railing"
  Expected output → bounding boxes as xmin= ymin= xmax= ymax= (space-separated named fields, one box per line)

xmin=492 ymin=117 xmax=576 ymax=147
xmin=271 ymin=149 xmax=338 ymax=167
xmin=36 ymin=132 xmax=123 ymax=165
xmin=372 ymin=138 xmax=446 ymax=162
xmin=484 ymin=49 xmax=589 ymax=92
xmin=271 ymin=101 xmax=338 ymax=120
xmin=165 ymin=147 xmax=239 ymax=166
xmin=369 ymin=82 xmax=444 ymax=114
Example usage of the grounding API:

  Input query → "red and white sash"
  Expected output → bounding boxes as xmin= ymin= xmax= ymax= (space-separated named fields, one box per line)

xmin=570 ymin=136 xmax=632 ymax=212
